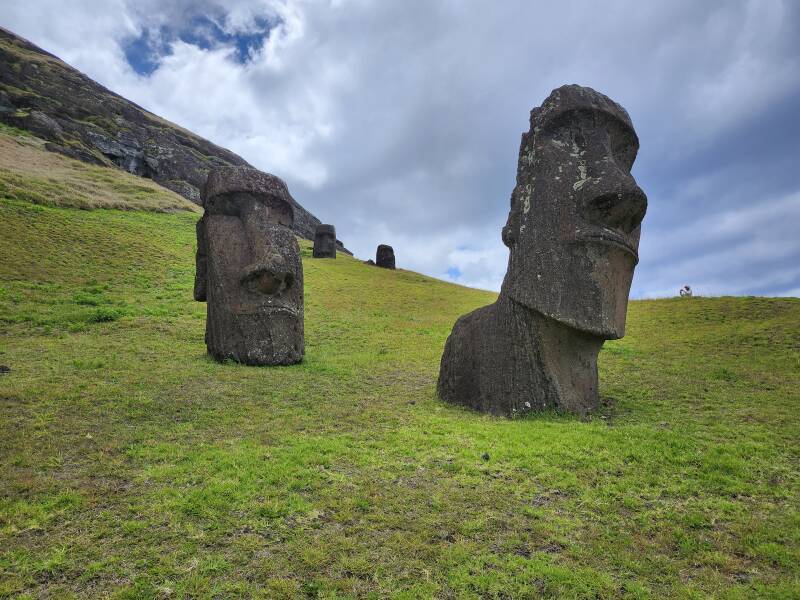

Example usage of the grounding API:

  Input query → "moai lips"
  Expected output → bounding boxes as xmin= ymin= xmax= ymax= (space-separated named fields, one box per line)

xmin=438 ymin=85 xmax=647 ymax=415
xmin=194 ymin=166 xmax=304 ymax=365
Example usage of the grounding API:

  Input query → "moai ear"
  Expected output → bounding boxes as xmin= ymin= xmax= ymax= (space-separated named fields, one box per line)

xmin=502 ymin=222 xmax=515 ymax=247
xmin=502 ymin=192 xmax=519 ymax=248
xmin=193 ymin=216 xmax=208 ymax=302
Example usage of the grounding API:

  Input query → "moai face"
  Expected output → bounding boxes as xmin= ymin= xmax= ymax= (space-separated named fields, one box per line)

xmin=194 ymin=166 xmax=304 ymax=365
xmin=312 ymin=224 xmax=337 ymax=258
xmin=501 ymin=85 xmax=647 ymax=339
xmin=376 ymin=244 xmax=395 ymax=269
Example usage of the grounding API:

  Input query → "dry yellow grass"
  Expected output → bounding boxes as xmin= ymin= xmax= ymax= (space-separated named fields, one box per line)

xmin=0 ymin=126 xmax=199 ymax=212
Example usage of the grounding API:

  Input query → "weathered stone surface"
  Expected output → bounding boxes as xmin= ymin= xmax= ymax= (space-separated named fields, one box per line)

xmin=0 ymin=26 xmax=350 ymax=249
xmin=44 ymin=141 xmax=107 ymax=166
xmin=25 ymin=110 xmax=63 ymax=139
xmin=364 ymin=259 xmax=376 ymax=266
xmin=0 ymin=90 xmax=12 ymax=114
xmin=194 ymin=166 xmax=304 ymax=365
xmin=438 ymin=84 xmax=647 ymax=416
xmin=312 ymin=224 xmax=337 ymax=258
xmin=376 ymin=244 xmax=396 ymax=269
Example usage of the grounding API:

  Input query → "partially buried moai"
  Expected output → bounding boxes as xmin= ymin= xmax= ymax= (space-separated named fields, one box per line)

xmin=438 ymin=85 xmax=647 ymax=415
xmin=312 ymin=224 xmax=336 ymax=258
xmin=376 ymin=244 xmax=395 ymax=269
xmin=194 ymin=166 xmax=304 ymax=365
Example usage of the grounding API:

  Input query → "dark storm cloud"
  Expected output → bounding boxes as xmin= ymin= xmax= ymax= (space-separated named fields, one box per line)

xmin=3 ymin=0 xmax=799 ymax=295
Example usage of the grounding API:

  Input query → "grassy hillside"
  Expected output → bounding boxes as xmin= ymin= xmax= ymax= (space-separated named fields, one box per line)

xmin=0 ymin=189 xmax=798 ymax=597
xmin=0 ymin=125 xmax=198 ymax=212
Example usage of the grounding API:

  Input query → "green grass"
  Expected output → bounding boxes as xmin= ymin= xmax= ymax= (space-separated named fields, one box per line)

xmin=0 ymin=122 xmax=33 ymax=139
xmin=0 ymin=196 xmax=798 ymax=598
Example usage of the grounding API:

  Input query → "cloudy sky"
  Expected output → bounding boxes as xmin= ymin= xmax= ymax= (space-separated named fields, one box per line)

xmin=3 ymin=0 xmax=799 ymax=297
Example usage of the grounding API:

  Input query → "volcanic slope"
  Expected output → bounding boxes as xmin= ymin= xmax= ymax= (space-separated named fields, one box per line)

xmin=0 ymin=27 xmax=330 ymax=243
xmin=0 ymin=127 xmax=798 ymax=598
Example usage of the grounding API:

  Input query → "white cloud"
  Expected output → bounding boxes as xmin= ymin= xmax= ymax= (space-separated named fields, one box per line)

xmin=633 ymin=191 xmax=800 ymax=297
xmin=2 ymin=0 xmax=799 ymax=295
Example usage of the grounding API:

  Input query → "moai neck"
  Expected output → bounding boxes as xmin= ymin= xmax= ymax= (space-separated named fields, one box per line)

xmin=499 ymin=294 xmax=605 ymax=414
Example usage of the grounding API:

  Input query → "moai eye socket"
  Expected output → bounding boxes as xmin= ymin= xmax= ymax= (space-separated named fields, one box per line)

xmin=263 ymin=196 xmax=294 ymax=227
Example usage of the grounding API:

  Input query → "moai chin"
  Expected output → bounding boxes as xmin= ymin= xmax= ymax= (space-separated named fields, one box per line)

xmin=376 ymin=244 xmax=395 ymax=269
xmin=312 ymin=224 xmax=337 ymax=258
xmin=438 ymin=85 xmax=647 ymax=415
xmin=194 ymin=166 xmax=304 ymax=365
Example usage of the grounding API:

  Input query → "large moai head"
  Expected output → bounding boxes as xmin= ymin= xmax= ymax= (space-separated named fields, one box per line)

xmin=500 ymin=85 xmax=647 ymax=339
xmin=194 ymin=166 xmax=304 ymax=365
xmin=312 ymin=224 xmax=337 ymax=258
xmin=376 ymin=244 xmax=396 ymax=269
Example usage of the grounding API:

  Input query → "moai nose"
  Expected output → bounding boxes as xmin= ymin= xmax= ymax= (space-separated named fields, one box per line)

xmin=252 ymin=270 xmax=288 ymax=295
xmin=240 ymin=255 xmax=294 ymax=295
xmin=581 ymin=179 xmax=647 ymax=234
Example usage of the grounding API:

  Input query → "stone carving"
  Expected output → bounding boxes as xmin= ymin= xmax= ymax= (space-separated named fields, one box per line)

xmin=194 ymin=166 xmax=304 ymax=365
xmin=376 ymin=244 xmax=396 ymax=269
xmin=438 ymin=85 xmax=647 ymax=415
xmin=312 ymin=224 xmax=337 ymax=258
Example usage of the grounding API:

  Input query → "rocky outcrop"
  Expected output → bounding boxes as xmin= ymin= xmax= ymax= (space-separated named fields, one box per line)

xmin=0 ymin=26 xmax=344 ymax=248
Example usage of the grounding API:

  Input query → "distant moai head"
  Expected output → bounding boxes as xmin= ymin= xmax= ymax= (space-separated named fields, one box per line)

xmin=500 ymin=84 xmax=647 ymax=339
xmin=376 ymin=244 xmax=395 ymax=269
xmin=194 ymin=166 xmax=304 ymax=365
xmin=312 ymin=224 xmax=337 ymax=258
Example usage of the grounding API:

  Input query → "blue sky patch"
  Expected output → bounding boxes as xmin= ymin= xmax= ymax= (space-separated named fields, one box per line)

xmin=123 ymin=13 xmax=277 ymax=76
xmin=447 ymin=266 xmax=462 ymax=279
xmin=123 ymin=28 xmax=166 ymax=76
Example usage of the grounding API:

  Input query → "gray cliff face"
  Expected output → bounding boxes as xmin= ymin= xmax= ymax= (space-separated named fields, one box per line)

xmin=0 ymin=27 xmax=346 ymax=249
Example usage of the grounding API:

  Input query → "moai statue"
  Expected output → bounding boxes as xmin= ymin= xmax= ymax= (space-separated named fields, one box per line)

xmin=376 ymin=244 xmax=395 ymax=269
xmin=194 ymin=166 xmax=304 ymax=365
xmin=312 ymin=224 xmax=337 ymax=258
xmin=438 ymin=85 xmax=647 ymax=415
